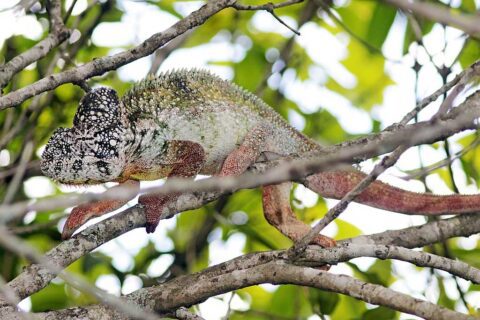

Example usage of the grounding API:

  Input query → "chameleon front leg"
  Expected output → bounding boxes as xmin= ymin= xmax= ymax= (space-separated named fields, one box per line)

xmin=139 ymin=140 xmax=205 ymax=233
xmin=62 ymin=179 xmax=140 ymax=239
xmin=219 ymin=126 xmax=335 ymax=248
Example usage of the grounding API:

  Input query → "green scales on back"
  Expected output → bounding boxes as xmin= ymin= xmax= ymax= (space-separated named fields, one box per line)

xmin=121 ymin=69 xmax=319 ymax=154
xmin=122 ymin=69 xmax=268 ymax=113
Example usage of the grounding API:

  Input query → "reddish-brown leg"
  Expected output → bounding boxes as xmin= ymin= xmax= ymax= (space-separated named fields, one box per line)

xmin=219 ymin=126 xmax=271 ymax=176
xmin=62 ymin=179 xmax=140 ymax=239
xmin=139 ymin=140 xmax=205 ymax=233
xmin=263 ymin=182 xmax=336 ymax=248
xmin=219 ymin=125 xmax=335 ymax=248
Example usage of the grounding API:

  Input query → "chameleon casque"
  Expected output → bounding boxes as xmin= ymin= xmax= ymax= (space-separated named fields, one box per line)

xmin=41 ymin=69 xmax=480 ymax=243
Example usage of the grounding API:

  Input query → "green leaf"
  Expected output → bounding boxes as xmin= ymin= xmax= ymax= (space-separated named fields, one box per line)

xmin=101 ymin=6 xmax=124 ymax=22
xmin=460 ymin=0 xmax=477 ymax=12
xmin=366 ymin=4 xmax=397 ymax=49
xmin=302 ymin=109 xmax=349 ymax=144
xmin=362 ymin=306 xmax=397 ymax=319
xmin=366 ymin=259 xmax=394 ymax=286
xmin=30 ymin=283 xmax=68 ymax=312
xmin=327 ymin=40 xmax=394 ymax=111
xmin=351 ymin=260 xmax=394 ymax=287
xmin=437 ymin=278 xmax=455 ymax=310
xmin=457 ymin=133 xmax=480 ymax=186
xmin=450 ymin=248 xmax=480 ymax=269
xmin=309 ymin=288 xmax=340 ymax=315
xmin=337 ymin=1 xmax=376 ymax=39
xmin=269 ymin=285 xmax=312 ymax=318
xmin=298 ymin=199 xmax=328 ymax=224
xmin=459 ymin=39 xmax=480 ymax=69
xmin=25 ymin=234 xmax=57 ymax=253
xmin=234 ymin=46 xmax=267 ymax=91
xmin=335 ymin=218 xmax=362 ymax=239
xmin=132 ymin=241 xmax=164 ymax=274
xmin=330 ymin=294 xmax=367 ymax=319
xmin=168 ymin=207 xmax=209 ymax=252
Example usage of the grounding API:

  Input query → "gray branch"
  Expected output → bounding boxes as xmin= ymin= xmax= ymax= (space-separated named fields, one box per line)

xmin=0 ymin=0 xmax=237 ymax=109
xmin=0 ymin=0 xmax=70 ymax=90
xmin=384 ymin=0 xmax=480 ymax=36
xmin=5 ymin=259 xmax=476 ymax=320
xmin=3 ymin=191 xmax=480 ymax=313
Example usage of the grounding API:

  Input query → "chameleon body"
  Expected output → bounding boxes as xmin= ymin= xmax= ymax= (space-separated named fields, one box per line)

xmin=41 ymin=69 xmax=480 ymax=241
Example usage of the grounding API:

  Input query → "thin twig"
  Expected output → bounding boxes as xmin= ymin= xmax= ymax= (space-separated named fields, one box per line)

xmin=0 ymin=0 xmax=70 ymax=90
xmin=393 ymin=60 xmax=480 ymax=127
xmin=0 ymin=0 xmax=239 ymax=109
xmin=292 ymin=145 xmax=408 ymax=254
xmin=2 ymin=141 xmax=34 ymax=204
xmin=402 ymin=130 xmax=480 ymax=181
xmin=232 ymin=0 xmax=304 ymax=35
xmin=0 ymin=226 xmax=162 ymax=320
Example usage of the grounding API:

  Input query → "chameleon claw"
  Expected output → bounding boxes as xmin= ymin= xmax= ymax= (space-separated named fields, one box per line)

xmin=145 ymin=222 xmax=158 ymax=233
xmin=61 ymin=226 xmax=76 ymax=240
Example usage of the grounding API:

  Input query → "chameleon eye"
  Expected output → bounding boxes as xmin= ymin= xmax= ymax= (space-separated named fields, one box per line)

xmin=96 ymin=161 xmax=110 ymax=175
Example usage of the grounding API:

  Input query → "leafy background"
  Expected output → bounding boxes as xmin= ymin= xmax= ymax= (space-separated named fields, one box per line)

xmin=0 ymin=0 xmax=479 ymax=318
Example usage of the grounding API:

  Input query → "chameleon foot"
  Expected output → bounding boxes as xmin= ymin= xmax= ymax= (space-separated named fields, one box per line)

xmin=139 ymin=193 xmax=175 ymax=234
xmin=312 ymin=234 xmax=336 ymax=248
xmin=145 ymin=221 xmax=158 ymax=233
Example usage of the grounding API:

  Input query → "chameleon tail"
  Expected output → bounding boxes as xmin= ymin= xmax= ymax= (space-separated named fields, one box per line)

xmin=305 ymin=170 xmax=480 ymax=215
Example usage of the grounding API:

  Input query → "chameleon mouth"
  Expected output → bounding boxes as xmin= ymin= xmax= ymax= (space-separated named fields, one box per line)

xmin=57 ymin=179 xmax=103 ymax=187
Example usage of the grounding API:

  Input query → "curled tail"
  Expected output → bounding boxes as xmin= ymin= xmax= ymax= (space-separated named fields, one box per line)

xmin=305 ymin=170 xmax=480 ymax=215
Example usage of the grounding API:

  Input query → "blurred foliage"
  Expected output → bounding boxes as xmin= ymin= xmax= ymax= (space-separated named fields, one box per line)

xmin=0 ymin=0 xmax=479 ymax=319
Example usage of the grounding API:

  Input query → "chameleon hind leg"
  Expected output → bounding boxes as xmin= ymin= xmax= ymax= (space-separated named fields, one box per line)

xmin=263 ymin=182 xmax=335 ymax=248
xmin=139 ymin=140 xmax=205 ymax=233
xmin=219 ymin=125 xmax=335 ymax=248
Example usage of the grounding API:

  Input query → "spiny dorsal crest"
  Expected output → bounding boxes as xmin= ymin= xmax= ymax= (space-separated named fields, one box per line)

xmin=122 ymin=69 xmax=272 ymax=115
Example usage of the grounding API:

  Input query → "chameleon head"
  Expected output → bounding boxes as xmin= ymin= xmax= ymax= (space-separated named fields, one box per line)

xmin=41 ymin=87 xmax=127 ymax=185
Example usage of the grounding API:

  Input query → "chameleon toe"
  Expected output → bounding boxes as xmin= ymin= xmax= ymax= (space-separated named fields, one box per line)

xmin=145 ymin=223 xmax=157 ymax=233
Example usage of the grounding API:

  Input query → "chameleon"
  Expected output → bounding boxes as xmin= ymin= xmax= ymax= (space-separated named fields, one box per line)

xmin=41 ymin=69 xmax=480 ymax=242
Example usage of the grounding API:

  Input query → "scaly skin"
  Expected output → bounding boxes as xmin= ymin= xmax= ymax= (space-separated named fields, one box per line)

xmin=41 ymin=69 xmax=480 ymax=243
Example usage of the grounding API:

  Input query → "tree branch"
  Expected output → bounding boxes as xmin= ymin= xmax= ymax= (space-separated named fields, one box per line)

xmin=7 ymin=259 xmax=475 ymax=320
xmin=0 ymin=0 xmax=238 ymax=109
xmin=0 ymin=0 xmax=70 ymax=90
xmin=4 ymin=186 xmax=480 ymax=312
xmin=383 ymin=0 xmax=480 ymax=37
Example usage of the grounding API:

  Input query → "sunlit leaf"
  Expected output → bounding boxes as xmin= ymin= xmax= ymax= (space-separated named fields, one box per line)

xmin=366 ymin=4 xmax=397 ymax=49
xmin=362 ymin=306 xmax=397 ymax=319
xmin=30 ymin=283 xmax=68 ymax=312
xmin=309 ymin=288 xmax=340 ymax=315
